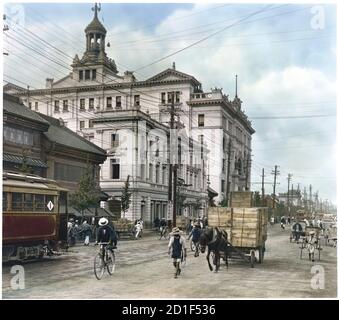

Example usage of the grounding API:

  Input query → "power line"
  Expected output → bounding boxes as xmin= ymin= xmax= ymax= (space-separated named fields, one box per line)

xmin=134 ymin=4 xmax=276 ymax=72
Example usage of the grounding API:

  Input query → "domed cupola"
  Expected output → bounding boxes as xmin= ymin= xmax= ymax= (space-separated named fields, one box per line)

xmin=85 ymin=3 xmax=106 ymax=53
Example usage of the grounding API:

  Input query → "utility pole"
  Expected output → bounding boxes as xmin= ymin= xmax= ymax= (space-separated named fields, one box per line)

xmin=287 ymin=174 xmax=292 ymax=214
xmin=291 ymin=184 xmax=294 ymax=214
xmin=244 ymin=153 xmax=251 ymax=191
xmin=271 ymin=165 xmax=280 ymax=211
xmin=225 ymin=138 xmax=232 ymax=206
xmin=261 ymin=168 xmax=266 ymax=206
xmin=309 ymin=184 xmax=313 ymax=213
xmin=166 ymin=91 xmax=181 ymax=227
xmin=303 ymin=187 xmax=308 ymax=210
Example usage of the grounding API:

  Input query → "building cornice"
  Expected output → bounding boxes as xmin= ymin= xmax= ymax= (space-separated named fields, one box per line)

xmin=187 ymin=99 xmax=255 ymax=134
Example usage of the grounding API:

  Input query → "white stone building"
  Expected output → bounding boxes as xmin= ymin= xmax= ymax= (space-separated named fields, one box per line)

xmin=4 ymin=5 xmax=254 ymax=222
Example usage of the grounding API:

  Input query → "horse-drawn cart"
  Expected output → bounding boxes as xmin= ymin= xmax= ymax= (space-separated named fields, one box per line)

xmin=208 ymin=206 xmax=268 ymax=268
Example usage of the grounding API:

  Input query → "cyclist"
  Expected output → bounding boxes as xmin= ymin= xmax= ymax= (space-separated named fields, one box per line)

xmin=159 ymin=218 xmax=167 ymax=239
xmin=188 ymin=222 xmax=201 ymax=257
xmin=95 ymin=217 xmax=118 ymax=249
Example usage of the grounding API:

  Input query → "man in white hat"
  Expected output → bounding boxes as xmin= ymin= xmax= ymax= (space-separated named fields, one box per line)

xmin=168 ymin=227 xmax=187 ymax=278
xmin=96 ymin=217 xmax=117 ymax=248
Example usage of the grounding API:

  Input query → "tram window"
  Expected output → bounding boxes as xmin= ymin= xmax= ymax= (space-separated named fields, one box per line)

xmin=12 ymin=193 xmax=23 ymax=211
xmin=45 ymin=195 xmax=55 ymax=212
xmin=34 ymin=194 xmax=45 ymax=211
xmin=24 ymin=194 xmax=33 ymax=211
xmin=3 ymin=192 xmax=8 ymax=211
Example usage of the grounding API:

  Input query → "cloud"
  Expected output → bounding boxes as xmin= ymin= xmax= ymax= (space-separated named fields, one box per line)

xmin=3 ymin=2 xmax=337 ymax=204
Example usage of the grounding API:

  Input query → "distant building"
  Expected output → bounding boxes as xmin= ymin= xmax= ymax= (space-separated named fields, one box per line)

xmin=278 ymin=189 xmax=302 ymax=207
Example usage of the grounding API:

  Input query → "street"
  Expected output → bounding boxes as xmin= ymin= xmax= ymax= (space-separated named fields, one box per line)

xmin=2 ymin=225 xmax=337 ymax=299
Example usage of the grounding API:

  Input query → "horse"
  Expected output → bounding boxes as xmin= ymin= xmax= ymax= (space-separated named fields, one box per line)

xmin=198 ymin=227 xmax=229 ymax=272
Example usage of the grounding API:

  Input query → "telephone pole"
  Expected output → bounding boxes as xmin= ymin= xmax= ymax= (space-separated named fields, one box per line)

xmin=303 ymin=187 xmax=308 ymax=210
xmin=287 ymin=174 xmax=292 ymax=213
xmin=309 ymin=184 xmax=313 ymax=213
xmin=225 ymin=138 xmax=232 ymax=206
xmin=271 ymin=165 xmax=280 ymax=210
xmin=166 ymin=91 xmax=181 ymax=227
xmin=261 ymin=168 xmax=266 ymax=206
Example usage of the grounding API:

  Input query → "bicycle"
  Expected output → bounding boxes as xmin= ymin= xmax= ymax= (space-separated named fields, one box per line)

xmin=94 ymin=242 xmax=116 ymax=280
xmin=159 ymin=226 xmax=169 ymax=240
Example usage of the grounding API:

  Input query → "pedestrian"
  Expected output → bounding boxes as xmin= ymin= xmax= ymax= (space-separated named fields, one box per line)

xmin=134 ymin=221 xmax=142 ymax=239
xmin=280 ymin=216 xmax=286 ymax=230
xmin=188 ymin=222 xmax=201 ymax=257
xmin=154 ymin=217 xmax=160 ymax=231
xmin=138 ymin=218 xmax=144 ymax=238
xmin=168 ymin=227 xmax=187 ymax=278
xmin=81 ymin=221 xmax=92 ymax=246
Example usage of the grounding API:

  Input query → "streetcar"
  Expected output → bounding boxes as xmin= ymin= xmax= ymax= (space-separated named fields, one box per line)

xmin=2 ymin=171 xmax=69 ymax=261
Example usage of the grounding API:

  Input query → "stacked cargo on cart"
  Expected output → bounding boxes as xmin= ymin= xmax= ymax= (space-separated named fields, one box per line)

xmin=208 ymin=192 xmax=268 ymax=267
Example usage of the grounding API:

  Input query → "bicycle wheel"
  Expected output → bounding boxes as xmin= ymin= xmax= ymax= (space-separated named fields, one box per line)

xmin=106 ymin=250 xmax=116 ymax=275
xmin=190 ymin=239 xmax=196 ymax=252
xmin=94 ymin=253 xmax=105 ymax=280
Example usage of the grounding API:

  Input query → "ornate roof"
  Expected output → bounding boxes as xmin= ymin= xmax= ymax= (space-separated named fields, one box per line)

xmin=146 ymin=68 xmax=201 ymax=86
xmin=85 ymin=13 xmax=106 ymax=33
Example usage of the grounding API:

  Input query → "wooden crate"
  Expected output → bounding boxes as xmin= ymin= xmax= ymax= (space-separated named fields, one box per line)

xmin=207 ymin=206 xmax=268 ymax=248
xmin=230 ymin=192 xmax=253 ymax=208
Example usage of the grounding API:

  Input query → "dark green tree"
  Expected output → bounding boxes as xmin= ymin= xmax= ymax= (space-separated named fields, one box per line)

xmin=69 ymin=166 xmax=101 ymax=222
xmin=121 ymin=175 xmax=132 ymax=218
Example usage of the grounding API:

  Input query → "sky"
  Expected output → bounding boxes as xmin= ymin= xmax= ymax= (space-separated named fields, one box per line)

xmin=2 ymin=1 xmax=337 ymax=205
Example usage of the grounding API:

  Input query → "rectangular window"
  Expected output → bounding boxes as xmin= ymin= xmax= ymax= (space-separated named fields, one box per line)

xmin=63 ymin=100 xmax=68 ymax=112
xmin=3 ymin=192 xmax=8 ymax=211
xmin=89 ymin=120 xmax=94 ymax=128
xmin=134 ymin=95 xmax=140 ymax=106
xmin=80 ymin=99 xmax=85 ymax=111
xmin=155 ymin=165 xmax=160 ymax=184
xmin=54 ymin=100 xmax=59 ymax=112
xmin=223 ymin=137 xmax=226 ymax=151
xmin=89 ymin=98 xmax=94 ymax=110
xmin=111 ymin=133 xmax=119 ymax=148
xmin=12 ymin=192 xmax=23 ymax=211
xmin=54 ymin=163 xmax=84 ymax=182
xmin=116 ymin=96 xmax=121 ymax=109
xmin=198 ymin=114 xmax=204 ymax=127
xmin=111 ymin=158 xmax=120 ymax=179
xmin=24 ymin=193 xmax=33 ymax=211
xmin=175 ymin=91 xmax=180 ymax=103
xmin=79 ymin=70 xmax=83 ymax=81
xmin=149 ymin=164 xmax=153 ymax=181
xmin=106 ymin=97 xmax=112 ymax=109
xmin=162 ymin=166 xmax=166 ymax=184
xmin=80 ymin=121 xmax=85 ymax=129
xmin=140 ymin=164 xmax=146 ymax=180
xmin=4 ymin=126 xmax=33 ymax=146
xmin=35 ymin=102 xmax=38 ymax=111
xmin=85 ymin=69 xmax=91 ymax=80
xmin=221 ymin=179 xmax=225 ymax=193
xmin=34 ymin=194 xmax=45 ymax=212
xmin=28 ymin=102 xmax=32 ymax=109
xmin=167 ymin=92 xmax=173 ymax=104
xmin=161 ymin=92 xmax=166 ymax=104
xmin=92 ymin=69 xmax=96 ymax=80
xmin=222 ymin=158 xmax=226 ymax=173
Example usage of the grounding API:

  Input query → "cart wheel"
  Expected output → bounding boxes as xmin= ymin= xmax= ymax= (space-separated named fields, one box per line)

xmin=258 ymin=247 xmax=264 ymax=263
xmin=250 ymin=250 xmax=255 ymax=268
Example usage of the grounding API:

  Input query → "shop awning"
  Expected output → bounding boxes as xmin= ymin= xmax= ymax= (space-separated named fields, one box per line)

xmin=3 ymin=153 xmax=48 ymax=168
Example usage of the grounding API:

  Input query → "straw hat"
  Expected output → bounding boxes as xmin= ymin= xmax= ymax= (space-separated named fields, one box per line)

xmin=171 ymin=227 xmax=181 ymax=235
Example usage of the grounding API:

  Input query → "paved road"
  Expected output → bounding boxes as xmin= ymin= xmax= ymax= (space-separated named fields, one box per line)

xmin=2 ymin=225 xmax=337 ymax=299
